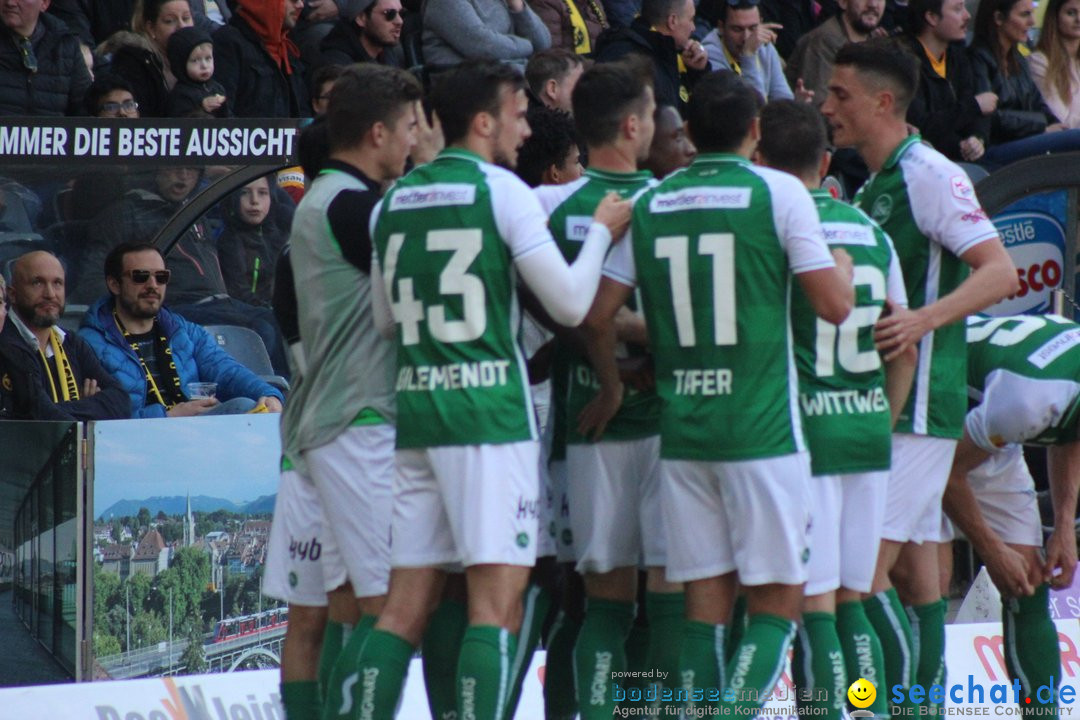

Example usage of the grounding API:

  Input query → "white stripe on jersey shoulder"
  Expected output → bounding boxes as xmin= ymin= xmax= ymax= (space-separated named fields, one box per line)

xmin=534 ymin=176 xmax=589 ymax=215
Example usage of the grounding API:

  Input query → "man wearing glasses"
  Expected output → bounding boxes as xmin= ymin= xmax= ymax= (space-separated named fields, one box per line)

xmin=318 ymin=0 xmax=405 ymax=68
xmin=0 ymin=0 xmax=91 ymax=116
xmin=78 ymin=242 xmax=284 ymax=418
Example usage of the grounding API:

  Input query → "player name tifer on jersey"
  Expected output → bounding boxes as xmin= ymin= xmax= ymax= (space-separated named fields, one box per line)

xmin=673 ymin=368 xmax=733 ymax=396
xmin=799 ymin=387 xmax=888 ymax=417
xmin=395 ymin=360 xmax=512 ymax=392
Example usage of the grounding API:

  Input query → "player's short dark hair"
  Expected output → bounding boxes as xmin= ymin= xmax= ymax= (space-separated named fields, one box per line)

xmin=85 ymin=74 xmax=135 ymax=115
xmin=327 ymin=64 xmax=422 ymax=152
xmin=833 ymin=39 xmax=920 ymax=113
xmin=908 ymin=0 xmax=946 ymax=35
xmin=642 ymin=0 xmax=688 ymax=26
xmin=572 ymin=60 xmax=653 ymax=148
xmin=516 ymin=105 xmax=580 ymax=187
xmin=431 ymin=60 xmax=527 ymax=146
xmin=311 ymin=63 xmax=346 ymax=102
xmin=685 ymin=71 xmax=764 ymax=154
xmin=298 ymin=115 xmax=332 ymax=179
xmin=525 ymin=48 xmax=583 ymax=97
xmin=104 ymin=242 xmax=164 ymax=282
xmin=758 ymin=100 xmax=828 ymax=176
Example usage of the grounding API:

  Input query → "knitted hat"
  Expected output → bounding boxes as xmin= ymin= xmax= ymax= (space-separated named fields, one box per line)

xmin=166 ymin=26 xmax=214 ymax=79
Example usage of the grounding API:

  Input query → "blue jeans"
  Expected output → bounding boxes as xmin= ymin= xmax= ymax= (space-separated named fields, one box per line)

xmin=980 ymin=128 xmax=1080 ymax=170
xmin=202 ymin=397 xmax=257 ymax=415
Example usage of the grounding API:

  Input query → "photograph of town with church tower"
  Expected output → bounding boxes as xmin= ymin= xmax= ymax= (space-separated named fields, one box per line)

xmin=89 ymin=415 xmax=284 ymax=679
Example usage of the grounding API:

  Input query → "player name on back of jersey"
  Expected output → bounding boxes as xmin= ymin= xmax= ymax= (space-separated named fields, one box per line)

xmin=800 ymin=387 xmax=888 ymax=417
xmin=673 ymin=368 xmax=733 ymax=396
xmin=1028 ymin=328 xmax=1080 ymax=369
xmin=395 ymin=360 xmax=512 ymax=392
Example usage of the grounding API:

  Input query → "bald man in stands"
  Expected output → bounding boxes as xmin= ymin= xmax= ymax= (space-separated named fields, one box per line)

xmin=0 ymin=251 xmax=130 ymax=420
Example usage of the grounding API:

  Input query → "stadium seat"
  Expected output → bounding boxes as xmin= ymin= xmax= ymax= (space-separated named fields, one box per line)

xmin=203 ymin=324 xmax=290 ymax=394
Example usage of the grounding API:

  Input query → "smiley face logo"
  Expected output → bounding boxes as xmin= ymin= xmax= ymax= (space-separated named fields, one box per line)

xmin=848 ymin=678 xmax=876 ymax=708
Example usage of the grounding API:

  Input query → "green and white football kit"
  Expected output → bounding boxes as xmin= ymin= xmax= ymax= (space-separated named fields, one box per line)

xmin=536 ymin=168 xmax=665 ymax=574
xmin=602 ymin=154 xmax=834 ymax=586
xmin=372 ymin=148 xmax=616 ymax=569
xmin=793 ymin=190 xmax=908 ymax=597
xmin=855 ymin=135 xmax=1000 ymax=544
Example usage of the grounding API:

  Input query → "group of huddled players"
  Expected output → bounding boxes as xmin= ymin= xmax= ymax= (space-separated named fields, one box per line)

xmin=259 ymin=35 xmax=1080 ymax=720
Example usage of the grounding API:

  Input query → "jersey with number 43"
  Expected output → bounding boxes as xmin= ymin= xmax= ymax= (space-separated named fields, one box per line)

xmin=372 ymin=148 xmax=553 ymax=448
xmin=792 ymin=190 xmax=908 ymax=475
xmin=966 ymin=313 xmax=1080 ymax=446
xmin=603 ymin=154 xmax=836 ymax=461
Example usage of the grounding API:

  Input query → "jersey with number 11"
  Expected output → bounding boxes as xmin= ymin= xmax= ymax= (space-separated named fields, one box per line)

xmin=603 ymin=154 xmax=837 ymax=462
xmin=372 ymin=148 xmax=546 ymax=448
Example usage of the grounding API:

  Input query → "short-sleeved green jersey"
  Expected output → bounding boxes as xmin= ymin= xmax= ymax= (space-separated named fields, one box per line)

xmin=854 ymin=136 xmax=999 ymax=439
xmin=966 ymin=314 xmax=1080 ymax=446
xmin=372 ymin=149 xmax=547 ymax=448
xmin=536 ymin=168 xmax=661 ymax=444
xmin=603 ymin=154 xmax=835 ymax=461
xmin=792 ymin=190 xmax=908 ymax=475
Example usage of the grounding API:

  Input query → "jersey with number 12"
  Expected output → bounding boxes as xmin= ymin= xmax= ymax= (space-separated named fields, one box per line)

xmin=372 ymin=148 xmax=550 ymax=448
xmin=603 ymin=154 xmax=836 ymax=461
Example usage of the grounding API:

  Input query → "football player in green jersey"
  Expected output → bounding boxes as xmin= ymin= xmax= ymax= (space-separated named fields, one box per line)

xmin=822 ymin=40 xmax=1017 ymax=711
xmin=360 ymin=60 xmax=632 ymax=720
xmin=941 ymin=314 xmax=1080 ymax=713
xmin=758 ymin=100 xmax=916 ymax=720
xmin=582 ymin=72 xmax=854 ymax=718
xmin=534 ymin=61 xmax=686 ymax=718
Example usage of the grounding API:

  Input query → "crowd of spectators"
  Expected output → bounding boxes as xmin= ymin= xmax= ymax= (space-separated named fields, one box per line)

xmin=3 ymin=0 xmax=1080 ymax=423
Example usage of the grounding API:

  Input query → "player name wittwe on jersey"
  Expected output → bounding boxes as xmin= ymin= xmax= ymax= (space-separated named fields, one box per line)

xmin=673 ymin=368 xmax=733 ymax=396
xmin=799 ymin=387 xmax=889 ymax=417
xmin=395 ymin=360 xmax=512 ymax=392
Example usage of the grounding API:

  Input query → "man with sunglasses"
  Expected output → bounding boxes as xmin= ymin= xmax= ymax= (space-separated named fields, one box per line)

xmin=78 ymin=242 xmax=284 ymax=419
xmin=318 ymin=0 xmax=405 ymax=68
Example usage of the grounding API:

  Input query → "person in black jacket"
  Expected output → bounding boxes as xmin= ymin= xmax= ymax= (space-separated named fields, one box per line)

xmin=970 ymin=0 xmax=1080 ymax=167
xmin=3 ymin=251 xmax=129 ymax=420
xmin=0 ymin=275 xmax=73 ymax=422
xmin=213 ymin=0 xmax=310 ymax=117
xmin=0 ymin=0 xmax=91 ymax=116
xmin=165 ymin=25 xmax=230 ymax=116
xmin=906 ymin=0 xmax=997 ymax=161
xmin=317 ymin=0 xmax=404 ymax=68
xmin=218 ymin=175 xmax=290 ymax=307
xmin=594 ymin=0 xmax=708 ymax=111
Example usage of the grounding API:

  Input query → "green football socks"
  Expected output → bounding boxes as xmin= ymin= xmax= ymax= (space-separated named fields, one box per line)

xmin=721 ymin=613 xmax=797 ymax=715
xmin=793 ymin=612 xmax=848 ymax=720
xmin=1004 ymin=584 xmax=1061 ymax=713
xmin=457 ymin=625 xmax=518 ymax=720
xmin=422 ymin=598 xmax=467 ymax=720
xmin=282 ymin=680 xmax=321 ymax=720
xmin=350 ymin=629 xmax=415 ymax=720
xmin=680 ymin=620 xmax=725 ymax=717
xmin=836 ymin=599 xmax=889 ymax=717
xmin=574 ymin=598 xmax=635 ymax=719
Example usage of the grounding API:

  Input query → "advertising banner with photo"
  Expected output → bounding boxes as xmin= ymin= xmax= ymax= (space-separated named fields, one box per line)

xmin=90 ymin=414 xmax=281 ymax=680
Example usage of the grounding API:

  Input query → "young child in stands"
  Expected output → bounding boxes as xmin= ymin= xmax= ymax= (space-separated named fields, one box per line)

xmin=218 ymin=175 xmax=290 ymax=308
xmin=165 ymin=26 xmax=231 ymax=118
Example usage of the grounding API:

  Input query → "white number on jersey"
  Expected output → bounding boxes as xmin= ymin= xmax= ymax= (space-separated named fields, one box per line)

xmin=383 ymin=229 xmax=487 ymax=345
xmin=655 ymin=234 xmax=737 ymax=347
xmin=815 ymin=265 xmax=886 ymax=376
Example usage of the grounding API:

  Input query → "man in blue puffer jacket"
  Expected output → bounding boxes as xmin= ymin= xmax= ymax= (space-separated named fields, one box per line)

xmin=79 ymin=242 xmax=285 ymax=419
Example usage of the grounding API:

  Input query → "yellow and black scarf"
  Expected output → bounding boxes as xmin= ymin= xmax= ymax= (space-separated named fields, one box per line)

xmin=114 ymin=312 xmax=186 ymax=409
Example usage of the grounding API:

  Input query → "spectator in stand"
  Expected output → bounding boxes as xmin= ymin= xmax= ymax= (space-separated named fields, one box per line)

xmin=74 ymin=166 xmax=293 ymax=376
xmin=525 ymin=48 xmax=584 ymax=111
xmin=1030 ymin=0 xmax=1080 ymax=128
xmin=214 ymin=0 xmax=310 ymax=118
xmin=530 ymin=0 xmax=609 ymax=54
xmin=642 ymin=102 xmax=695 ymax=177
xmin=102 ymin=0 xmax=194 ymax=117
xmin=756 ymin=0 xmax=823 ymax=60
xmin=318 ymin=0 xmax=404 ymax=67
xmin=165 ymin=26 xmax=230 ymax=116
xmin=906 ymin=0 xmax=995 ymax=162
xmin=85 ymin=74 xmax=141 ymax=116
xmin=79 ymin=243 xmax=285 ymax=418
xmin=309 ymin=63 xmax=343 ymax=115
xmin=217 ymin=175 xmax=290 ymax=308
xmin=421 ymin=0 xmax=551 ymax=70
xmin=290 ymin=0 xmax=351 ymax=68
xmin=1 ymin=251 xmax=129 ymax=420
xmin=0 ymin=274 xmax=73 ymax=421
xmin=970 ymin=0 xmax=1080 ymax=167
xmin=602 ymin=0 xmax=641 ymax=29
xmin=787 ymin=0 xmax=885 ymax=106
xmin=594 ymin=0 xmax=708 ymax=110
xmin=0 ymin=0 xmax=91 ymax=116
xmin=703 ymin=0 xmax=801 ymax=101
xmin=515 ymin=103 xmax=584 ymax=186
